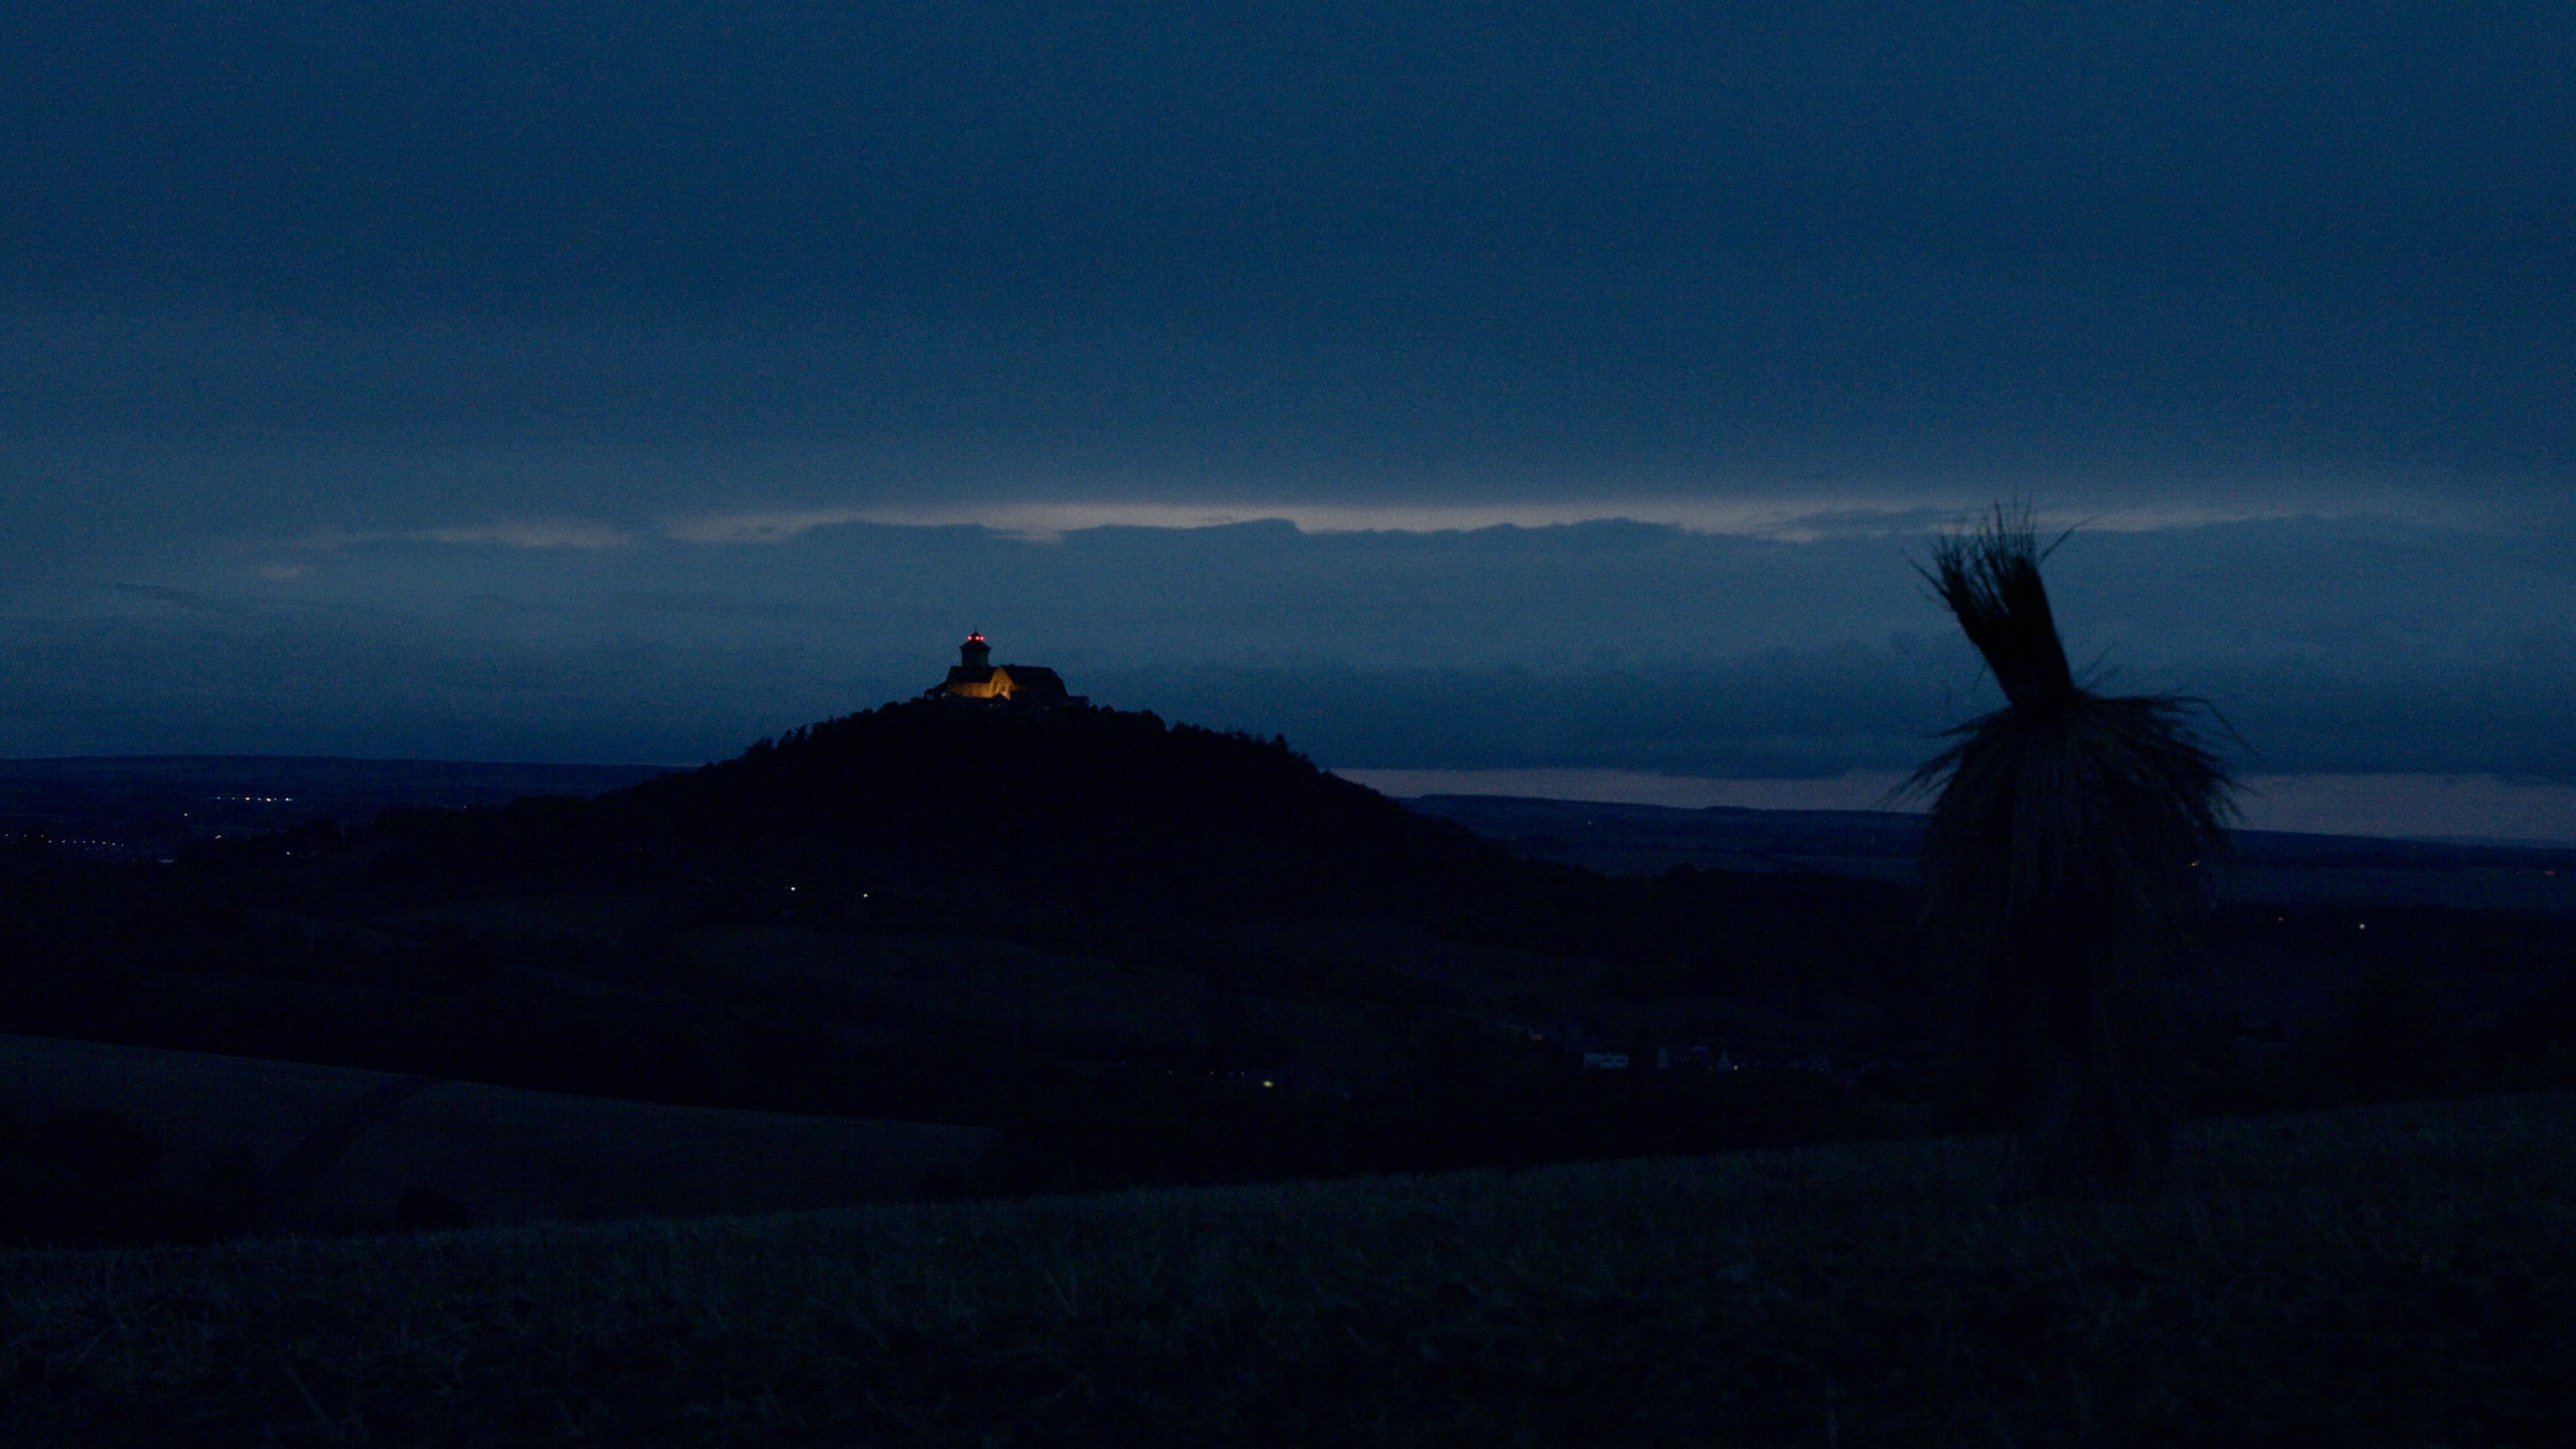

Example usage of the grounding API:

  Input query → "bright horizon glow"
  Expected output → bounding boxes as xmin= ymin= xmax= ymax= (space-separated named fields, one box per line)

xmin=655 ymin=498 xmax=2346 ymax=545
xmin=1334 ymin=769 xmax=2576 ymax=845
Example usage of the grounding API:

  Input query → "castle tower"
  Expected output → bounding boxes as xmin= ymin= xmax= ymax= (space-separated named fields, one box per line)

xmin=928 ymin=633 xmax=1085 ymax=706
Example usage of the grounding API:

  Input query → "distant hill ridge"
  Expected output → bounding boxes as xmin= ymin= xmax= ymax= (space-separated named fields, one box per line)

xmin=380 ymin=700 xmax=1544 ymax=919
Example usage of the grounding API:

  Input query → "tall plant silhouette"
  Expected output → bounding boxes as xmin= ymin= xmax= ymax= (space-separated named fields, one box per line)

xmin=1911 ymin=507 xmax=2236 ymax=1190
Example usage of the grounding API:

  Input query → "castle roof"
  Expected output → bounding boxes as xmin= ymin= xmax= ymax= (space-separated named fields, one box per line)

xmin=990 ymin=665 xmax=1070 ymax=696
xmin=928 ymin=641 xmax=1085 ymax=707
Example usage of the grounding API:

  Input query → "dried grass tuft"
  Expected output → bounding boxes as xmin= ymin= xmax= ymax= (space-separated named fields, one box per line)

xmin=1911 ymin=505 xmax=2237 ymax=1191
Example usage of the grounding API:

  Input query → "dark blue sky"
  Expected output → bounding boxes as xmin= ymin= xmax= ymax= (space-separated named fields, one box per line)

xmin=3 ymin=3 xmax=2572 ymax=810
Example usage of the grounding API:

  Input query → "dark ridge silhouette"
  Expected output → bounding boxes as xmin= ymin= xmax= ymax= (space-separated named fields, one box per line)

xmin=372 ymin=700 xmax=1556 ymax=922
xmin=13 ymin=697 xmax=2569 ymax=1222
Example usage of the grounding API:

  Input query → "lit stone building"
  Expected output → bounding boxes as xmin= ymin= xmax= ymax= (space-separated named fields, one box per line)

xmin=926 ymin=634 xmax=1087 ymax=708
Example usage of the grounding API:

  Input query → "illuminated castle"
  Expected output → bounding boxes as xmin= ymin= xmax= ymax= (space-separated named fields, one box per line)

xmin=927 ymin=634 xmax=1086 ymax=708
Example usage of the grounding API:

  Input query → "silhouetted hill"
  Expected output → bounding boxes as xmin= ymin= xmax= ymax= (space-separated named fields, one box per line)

xmin=374 ymin=701 xmax=1554 ymax=922
xmin=350 ymin=705 xmax=1937 ymax=1019
xmin=0 ymin=706 xmax=1953 ymax=1202
xmin=8 ymin=709 xmax=2573 ymax=1216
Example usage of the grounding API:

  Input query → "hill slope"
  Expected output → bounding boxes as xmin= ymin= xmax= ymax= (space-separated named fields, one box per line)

xmin=0 ymin=706 xmax=1929 ymax=1199
xmin=374 ymin=700 xmax=1549 ymax=921
xmin=0 ymin=1034 xmax=988 ymax=1234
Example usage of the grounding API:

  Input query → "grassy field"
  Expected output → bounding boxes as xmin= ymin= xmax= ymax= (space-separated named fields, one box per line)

xmin=0 ymin=1035 xmax=992 ymax=1230
xmin=4 ymin=1092 xmax=2570 ymax=1446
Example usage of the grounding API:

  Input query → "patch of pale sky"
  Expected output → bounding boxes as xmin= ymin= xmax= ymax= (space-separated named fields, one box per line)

xmin=296 ymin=521 xmax=642 ymax=551
xmin=655 ymin=497 xmax=2348 ymax=546
xmin=415 ymin=522 xmax=640 ymax=550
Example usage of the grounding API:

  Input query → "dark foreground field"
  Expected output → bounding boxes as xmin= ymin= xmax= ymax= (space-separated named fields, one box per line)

xmin=6 ymin=1092 xmax=2570 ymax=1447
xmin=0 ymin=1034 xmax=991 ymax=1233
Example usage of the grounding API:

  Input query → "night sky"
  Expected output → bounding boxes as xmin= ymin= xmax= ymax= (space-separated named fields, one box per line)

xmin=3 ymin=4 xmax=2571 ymax=832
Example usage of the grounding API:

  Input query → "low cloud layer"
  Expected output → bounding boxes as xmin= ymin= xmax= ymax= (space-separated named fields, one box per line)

xmin=3 ymin=515 xmax=2568 ymax=796
xmin=1 ymin=5 xmax=2565 ymax=845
